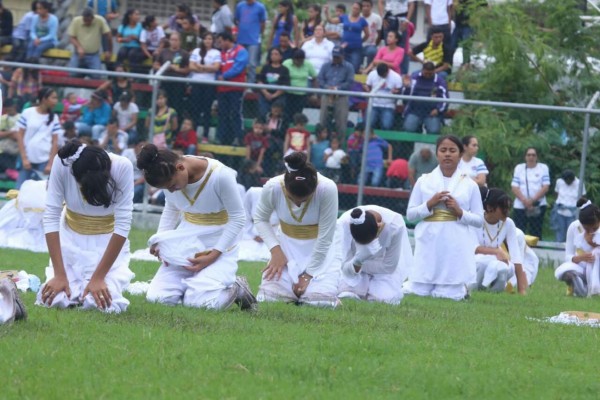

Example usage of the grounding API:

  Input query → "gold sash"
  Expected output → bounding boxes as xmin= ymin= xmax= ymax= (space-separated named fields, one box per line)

xmin=524 ymin=235 xmax=539 ymax=247
xmin=184 ymin=210 xmax=229 ymax=226
xmin=576 ymin=248 xmax=585 ymax=256
xmin=424 ymin=209 xmax=458 ymax=222
xmin=65 ymin=209 xmax=115 ymax=235
xmin=6 ymin=189 xmax=18 ymax=200
xmin=280 ymin=220 xmax=319 ymax=240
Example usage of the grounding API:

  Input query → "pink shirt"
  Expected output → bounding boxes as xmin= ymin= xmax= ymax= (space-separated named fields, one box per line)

xmin=374 ymin=46 xmax=405 ymax=74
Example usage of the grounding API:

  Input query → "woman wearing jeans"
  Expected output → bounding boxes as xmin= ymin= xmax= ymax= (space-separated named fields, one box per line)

xmin=323 ymin=2 xmax=369 ymax=73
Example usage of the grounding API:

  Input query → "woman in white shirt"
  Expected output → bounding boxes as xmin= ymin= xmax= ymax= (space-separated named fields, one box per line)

xmin=15 ymin=88 xmax=61 ymax=188
xmin=405 ymin=135 xmax=483 ymax=300
xmin=336 ymin=206 xmax=412 ymax=304
xmin=458 ymin=135 xmax=488 ymax=187
xmin=551 ymin=169 xmax=584 ymax=242
xmin=254 ymin=152 xmax=341 ymax=307
xmin=474 ymin=187 xmax=528 ymax=294
xmin=511 ymin=147 xmax=550 ymax=239
xmin=189 ymin=32 xmax=222 ymax=142
xmin=137 ymin=144 xmax=256 ymax=311
xmin=301 ymin=25 xmax=334 ymax=74
xmin=37 ymin=139 xmax=135 ymax=313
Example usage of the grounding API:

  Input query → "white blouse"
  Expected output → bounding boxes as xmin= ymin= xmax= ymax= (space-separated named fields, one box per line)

xmin=477 ymin=217 xmax=523 ymax=265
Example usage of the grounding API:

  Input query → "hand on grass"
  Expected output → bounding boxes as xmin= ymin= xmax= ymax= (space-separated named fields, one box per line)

xmin=82 ymin=277 xmax=112 ymax=310
xmin=263 ymin=246 xmax=287 ymax=281
xmin=41 ymin=276 xmax=71 ymax=305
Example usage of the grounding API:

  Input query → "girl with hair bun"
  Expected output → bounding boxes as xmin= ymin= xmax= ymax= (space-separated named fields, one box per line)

xmin=473 ymin=187 xmax=528 ymax=294
xmin=555 ymin=199 xmax=600 ymax=297
xmin=254 ymin=151 xmax=341 ymax=307
xmin=137 ymin=144 xmax=256 ymax=311
xmin=37 ymin=138 xmax=135 ymax=313
xmin=335 ymin=206 xmax=412 ymax=304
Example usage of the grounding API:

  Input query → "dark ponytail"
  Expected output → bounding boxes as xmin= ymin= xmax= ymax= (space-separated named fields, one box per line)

xmin=58 ymin=139 xmax=116 ymax=208
xmin=37 ymin=87 xmax=56 ymax=126
xmin=480 ymin=187 xmax=511 ymax=215
xmin=576 ymin=197 xmax=589 ymax=208
xmin=136 ymin=143 xmax=181 ymax=187
xmin=349 ymin=208 xmax=378 ymax=244
xmin=579 ymin=202 xmax=600 ymax=226
xmin=283 ymin=152 xmax=318 ymax=198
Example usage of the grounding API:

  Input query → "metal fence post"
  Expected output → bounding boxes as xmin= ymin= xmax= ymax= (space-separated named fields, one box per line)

xmin=578 ymin=91 xmax=600 ymax=198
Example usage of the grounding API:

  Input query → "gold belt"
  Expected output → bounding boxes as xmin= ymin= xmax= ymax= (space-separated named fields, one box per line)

xmin=184 ymin=210 xmax=229 ymax=225
xmin=280 ymin=220 xmax=319 ymax=240
xmin=423 ymin=209 xmax=458 ymax=222
xmin=65 ymin=208 xmax=114 ymax=235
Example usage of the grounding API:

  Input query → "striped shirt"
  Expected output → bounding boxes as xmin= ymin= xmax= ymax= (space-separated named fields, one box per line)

xmin=16 ymin=107 xmax=62 ymax=164
xmin=511 ymin=163 xmax=551 ymax=208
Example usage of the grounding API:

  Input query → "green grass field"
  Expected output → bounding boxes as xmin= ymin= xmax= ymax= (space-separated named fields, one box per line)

xmin=1 ymin=229 xmax=600 ymax=399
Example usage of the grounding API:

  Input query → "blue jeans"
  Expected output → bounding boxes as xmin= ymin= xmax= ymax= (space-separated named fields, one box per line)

xmin=552 ymin=212 xmax=576 ymax=242
xmin=403 ymin=113 xmax=442 ymax=134
xmin=26 ymin=39 xmax=55 ymax=60
xmin=217 ymin=91 xmax=243 ymax=145
xmin=451 ymin=25 xmax=474 ymax=64
xmin=241 ymin=44 xmax=260 ymax=83
xmin=75 ymin=122 xmax=106 ymax=141
xmin=362 ymin=45 xmax=378 ymax=67
xmin=344 ymin=47 xmax=363 ymax=73
xmin=68 ymin=52 xmax=103 ymax=78
xmin=371 ymin=107 xmax=395 ymax=130
xmin=133 ymin=183 xmax=145 ymax=203
xmin=17 ymin=162 xmax=46 ymax=189
xmin=360 ymin=167 xmax=384 ymax=187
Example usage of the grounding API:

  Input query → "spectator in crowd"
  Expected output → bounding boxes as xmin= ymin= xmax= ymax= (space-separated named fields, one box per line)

xmin=87 ymin=0 xmax=119 ymax=24
xmin=15 ymin=88 xmax=61 ymax=188
xmin=347 ymin=124 xmax=365 ymax=182
xmin=61 ymin=120 xmax=78 ymax=147
xmin=60 ymin=92 xmax=87 ymax=124
xmin=324 ymin=136 xmax=347 ymax=183
xmin=398 ymin=18 xmax=415 ymax=75
xmin=172 ymin=117 xmax=197 ymax=155
xmin=401 ymin=62 xmax=448 ymax=134
xmin=140 ymin=15 xmax=166 ymax=61
xmin=363 ymin=131 xmax=392 ymax=187
xmin=323 ymin=2 xmax=369 ymax=73
xmin=257 ymin=47 xmax=290 ymax=118
xmin=179 ymin=15 xmax=198 ymax=52
xmin=8 ymin=68 xmax=42 ymax=111
xmin=238 ymin=159 xmax=262 ymax=190
xmin=364 ymin=63 xmax=402 ymax=130
xmin=0 ymin=1 xmax=13 ymax=46
xmin=116 ymin=9 xmax=144 ymax=72
xmin=26 ymin=1 xmax=58 ymax=63
xmin=282 ymin=49 xmax=317 ymax=129
xmin=146 ymin=90 xmax=177 ymax=149
xmin=75 ymin=90 xmax=111 ymax=141
xmin=244 ymin=117 xmax=269 ymax=174
xmin=458 ymin=135 xmax=488 ymax=186
xmin=235 ymin=0 xmax=267 ymax=84
xmin=216 ymin=31 xmax=248 ymax=145
xmin=302 ymin=24 xmax=334 ymax=74
xmin=386 ymin=158 xmax=409 ymax=188
xmin=300 ymin=4 xmax=322 ymax=45
xmin=363 ymin=31 xmax=404 ymax=75
xmin=317 ymin=46 xmax=355 ymax=141
xmin=154 ymin=32 xmax=190 ymax=118
xmin=189 ymin=32 xmax=221 ymax=143
xmin=211 ymin=0 xmax=234 ymax=35
xmin=67 ymin=7 xmax=113 ymax=79
xmin=121 ymin=138 xmax=145 ymax=203
xmin=99 ymin=117 xmax=127 ymax=154
xmin=310 ymin=123 xmax=330 ymax=172
xmin=113 ymin=92 xmax=138 ymax=143
xmin=551 ymin=169 xmax=584 ymax=243
xmin=98 ymin=63 xmax=134 ymax=105
xmin=8 ymin=1 xmax=38 ymax=62
xmin=284 ymin=113 xmax=311 ymax=158
xmin=378 ymin=0 xmax=416 ymax=44
xmin=408 ymin=146 xmax=437 ymax=187
xmin=511 ymin=147 xmax=550 ymax=239
xmin=164 ymin=4 xmax=201 ymax=34
xmin=361 ymin=0 xmax=382 ymax=67
xmin=408 ymin=27 xmax=452 ymax=79
xmin=276 ymin=32 xmax=295 ymax=62
xmin=267 ymin=1 xmax=299 ymax=48
xmin=0 ymin=99 xmax=20 ymax=174
xmin=453 ymin=0 xmax=487 ymax=67
xmin=324 ymin=4 xmax=345 ymax=45
xmin=424 ymin=0 xmax=452 ymax=48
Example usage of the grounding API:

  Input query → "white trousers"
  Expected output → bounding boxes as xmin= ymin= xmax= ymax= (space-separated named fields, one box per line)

xmin=409 ymin=282 xmax=467 ymax=301
xmin=338 ymin=273 xmax=403 ymax=305
xmin=475 ymin=259 xmax=513 ymax=292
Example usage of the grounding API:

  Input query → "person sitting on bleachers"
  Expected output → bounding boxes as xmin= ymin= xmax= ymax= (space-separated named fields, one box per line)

xmin=7 ymin=1 xmax=37 ymax=63
xmin=407 ymin=26 xmax=452 ymax=79
xmin=116 ymin=9 xmax=144 ymax=72
xmin=67 ymin=7 xmax=113 ymax=79
xmin=98 ymin=117 xmax=128 ymax=154
xmin=112 ymin=92 xmax=138 ymax=144
xmin=0 ymin=1 xmax=13 ymax=47
xmin=164 ymin=4 xmax=202 ymax=35
xmin=26 ymin=1 xmax=58 ymax=64
xmin=0 ymin=99 xmax=20 ymax=175
xmin=8 ymin=68 xmax=41 ymax=111
xmin=140 ymin=15 xmax=166 ymax=61
xmin=60 ymin=92 xmax=88 ymax=124
xmin=363 ymin=63 xmax=402 ymax=130
xmin=98 ymin=63 xmax=134 ymax=105
xmin=75 ymin=90 xmax=112 ymax=141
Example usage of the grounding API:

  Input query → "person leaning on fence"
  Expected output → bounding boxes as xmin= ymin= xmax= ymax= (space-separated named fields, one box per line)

xmin=551 ymin=169 xmax=584 ymax=243
xmin=255 ymin=152 xmax=341 ymax=307
xmin=25 ymin=1 xmax=58 ymax=64
xmin=511 ymin=147 xmax=550 ymax=240
xmin=67 ymin=7 xmax=113 ymax=79
xmin=364 ymin=63 xmax=403 ymax=130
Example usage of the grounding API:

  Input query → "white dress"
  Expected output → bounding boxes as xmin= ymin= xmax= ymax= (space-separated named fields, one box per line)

xmin=36 ymin=153 xmax=134 ymax=313
xmin=145 ymin=157 xmax=246 ymax=309
xmin=238 ymin=187 xmax=278 ymax=262
xmin=254 ymin=173 xmax=341 ymax=307
xmin=474 ymin=217 xmax=522 ymax=292
xmin=508 ymin=228 xmax=539 ymax=289
xmin=336 ymin=205 xmax=412 ymax=304
xmin=0 ymin=180 xmax=47 ymax=252
xmin=555 ymin=220 xmax=586 ymax=281
xmin=406 ymin=167 xmax=483 ymax=300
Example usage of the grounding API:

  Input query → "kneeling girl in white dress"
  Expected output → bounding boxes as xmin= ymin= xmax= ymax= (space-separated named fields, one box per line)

xmin=255 ymin=152 xmax=341 ymax=307
xmin=474 ymin=187 xmax=528 ymax=294
xmin=507 ymin=228 xmax=539 ymax=291
xmin=137 ymin=145 xmax=256 ymax=311
xmin=406 ymin=135 xmax=483 ymax=301
xmin=337 ymin=207 xmax=412 ymax=304
xmin=37 ymin=139 xmax=135 ymax=313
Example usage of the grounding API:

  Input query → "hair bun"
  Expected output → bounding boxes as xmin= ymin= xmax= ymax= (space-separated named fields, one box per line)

xmin=283 ymin=152 xmax=307 ymax=171
xmin=58 ymin=138 xmax=83 ymax=161
xmin=350 ymin=208 xmax=363 ymax=219
xmin=137 ymin=144 xmax=159 ymax=170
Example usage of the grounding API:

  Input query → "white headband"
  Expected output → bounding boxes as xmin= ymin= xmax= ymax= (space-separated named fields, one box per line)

xmin=580 ymin=200 xmax=592 ymax=210
xmin=64 ymin=144 xmax=87 ymax=166
xmin=350 ymin=210 xmax=365 ymax=225
xmin=284 ymin=162 xmax=298 ymax=174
